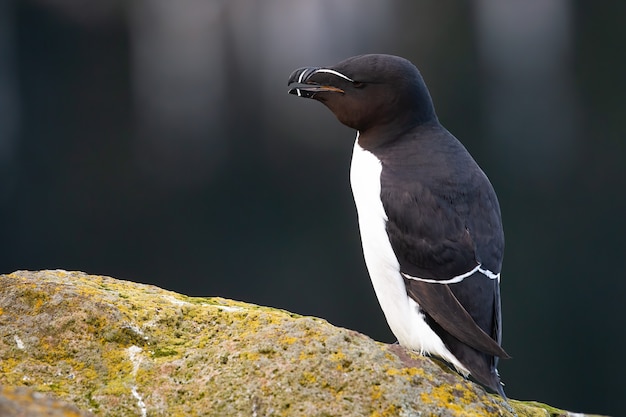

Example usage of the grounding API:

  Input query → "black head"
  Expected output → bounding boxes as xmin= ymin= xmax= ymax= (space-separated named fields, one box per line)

xmin=288 ymin=54 xmax=437 ymax=137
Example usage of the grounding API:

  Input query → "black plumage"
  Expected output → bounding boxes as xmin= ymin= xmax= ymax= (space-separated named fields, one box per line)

xmin=288 ymin=54 xmax=509 ymax=395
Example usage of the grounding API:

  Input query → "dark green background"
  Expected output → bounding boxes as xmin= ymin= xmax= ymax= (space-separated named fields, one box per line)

xmin=1 ymin=2 xmax=624 ymax=415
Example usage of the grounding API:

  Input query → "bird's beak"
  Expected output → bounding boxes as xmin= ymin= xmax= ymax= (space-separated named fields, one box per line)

xmin=288 ymin=67 xmax=345 ymax=98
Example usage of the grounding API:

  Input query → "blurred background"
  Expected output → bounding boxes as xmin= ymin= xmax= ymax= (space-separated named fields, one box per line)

xmin=1 ymin=1 xmax=624 ymax=415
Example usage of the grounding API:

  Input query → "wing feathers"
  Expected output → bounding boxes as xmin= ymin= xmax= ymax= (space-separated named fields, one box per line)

xmin=404 ymin=277 xmax=510 ymax=359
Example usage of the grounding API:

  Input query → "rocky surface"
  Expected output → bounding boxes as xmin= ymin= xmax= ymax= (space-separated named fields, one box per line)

xmin=0 ymin=384 xmax=95 ymax=417
xmin=0 ymin=270 xmax=603 ymax=416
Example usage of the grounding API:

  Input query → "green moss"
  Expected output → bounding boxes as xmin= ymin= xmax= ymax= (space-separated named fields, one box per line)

xmin=101 ymin=325 xmax=148 ymax=347
xmin=151 ymin=347 xmax=179 ymax=358
xmin=85 ymin=390 xmax=101 ymax=411
xmin=18 ymin=286 xmax=50 ymax=313
xmin=509 ymin=399 xmax=591 ymax=417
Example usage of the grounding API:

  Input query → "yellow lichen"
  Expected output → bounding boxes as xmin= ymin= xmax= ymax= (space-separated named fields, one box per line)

xmin=298 ymin=350 xmax=316 ymax=361
xmin=280 ymin=336 xmax=298 ymax=346
xmin=370 ymin=384 xmax=383 ymax=401
xmin=0 ymin=357 xmax=20 ymax=380
xmin=329 ymin=349 xmax=345 ymax=362
xmin=328 ymin=349 xmax=354 ymax=371
xmin=298 ymin=371 xmax=317 ymax=386
xmin=20 ymin=286 xmax=49 ymax=313
xmin=385 ymin=367 xmax=425 ymax=379
xmin=238 ymin=350 xmax=260 ymax=361
xmin=419 ymin=382 xmax=499 ymax=417
xmin=370 ymin=403 xmax=401 ymax=417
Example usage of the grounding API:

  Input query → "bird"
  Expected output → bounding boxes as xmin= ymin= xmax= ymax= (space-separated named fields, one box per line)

xmin=287 ymin=54 xmax=509 ymax=396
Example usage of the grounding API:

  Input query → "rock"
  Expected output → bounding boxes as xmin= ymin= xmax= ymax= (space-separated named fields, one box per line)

xmin=0 ymin=384 xmax=95 ymax=417
xmin=0 ymin=270 xmax=604 ymax=416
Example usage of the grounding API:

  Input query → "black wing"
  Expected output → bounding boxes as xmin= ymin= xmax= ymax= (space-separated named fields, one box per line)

xmin=378 ymin=131 xmax=507 ymax=360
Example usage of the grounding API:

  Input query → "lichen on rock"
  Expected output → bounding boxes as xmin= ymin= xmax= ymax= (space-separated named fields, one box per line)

xmin=0 ymin=270 xmax=604 ymax=416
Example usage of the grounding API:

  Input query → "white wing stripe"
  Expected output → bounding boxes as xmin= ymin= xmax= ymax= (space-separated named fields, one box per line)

xmin=402 ymin=264 xmax=500 ymax=284
xmin=477 ymin=266 xmax=500 ymax=280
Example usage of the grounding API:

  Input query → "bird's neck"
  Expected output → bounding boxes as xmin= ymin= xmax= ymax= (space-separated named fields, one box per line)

xmin=357 ymin=117 xmax=440 ymax=151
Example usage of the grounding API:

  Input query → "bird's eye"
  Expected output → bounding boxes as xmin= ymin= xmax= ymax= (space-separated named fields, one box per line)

xmin=352 ymin=81 xmax=365 ymax=88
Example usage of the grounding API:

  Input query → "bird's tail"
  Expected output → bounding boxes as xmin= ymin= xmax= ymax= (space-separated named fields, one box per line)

xmin=465 ymin=349 xmax=506 ymax=397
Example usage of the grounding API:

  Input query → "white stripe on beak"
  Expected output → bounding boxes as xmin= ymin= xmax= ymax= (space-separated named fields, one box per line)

xmin=313 ymin=68 xmax=354 ymax=82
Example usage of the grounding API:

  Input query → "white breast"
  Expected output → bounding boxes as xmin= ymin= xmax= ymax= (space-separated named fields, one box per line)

xmin=349 ymin=134 xmax=468 ymax=375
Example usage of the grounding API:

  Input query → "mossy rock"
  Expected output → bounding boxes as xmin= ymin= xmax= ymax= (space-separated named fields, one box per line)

xmin=0 ymin=384 xmax=95 ymax=417
xmin=0 ymin=270 xmax=604 ymax=416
